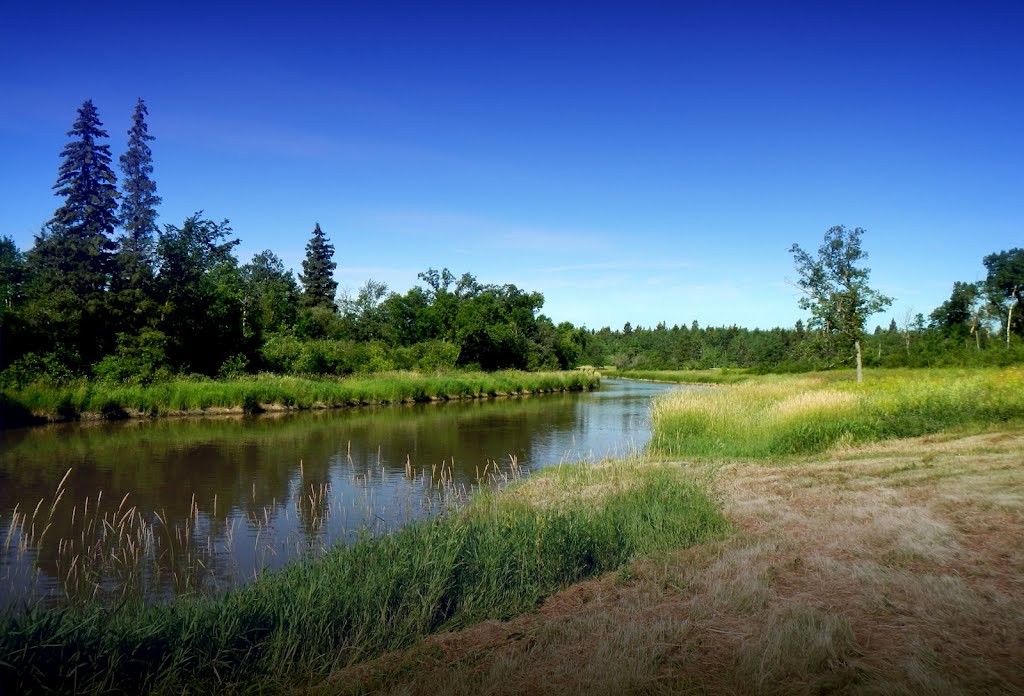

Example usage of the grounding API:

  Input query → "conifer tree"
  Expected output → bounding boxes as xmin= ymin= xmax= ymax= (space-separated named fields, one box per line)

xmin=117 ymin=97 xmax=161 ymax=287
xmin=44 ymin=99 xmax=120 ymax=296
xmin=298 ymin=223 xmax=338 ymax=309
xmin=24 ymin=100 xmax=120 ymax=367
xmin=109 ymin=98 xmax=162 ymax=335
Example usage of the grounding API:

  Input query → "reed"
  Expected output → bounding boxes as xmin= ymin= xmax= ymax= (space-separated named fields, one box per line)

xmin=650 ymin=367 xmax=1024 ymax=459
xmin=0 ymin=456 xmax=724 ymax=694
xmin=2 ymin=370 xmax=600 ymax=424
xmin=1 ymin=456 xmax=476 ymax=608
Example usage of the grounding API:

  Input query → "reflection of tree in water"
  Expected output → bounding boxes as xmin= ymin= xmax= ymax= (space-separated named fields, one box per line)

xmin=0 ymin=390 xmax=601 ymax=604
xmin=341 ymin=395 xmax=582 ymax=484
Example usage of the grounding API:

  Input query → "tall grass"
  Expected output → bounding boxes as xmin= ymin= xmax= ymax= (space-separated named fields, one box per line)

xmin=0 ymin=458 xmax=725 ymax=694
xmin=650 ymin=368 xmax=1024 ymax=459
xmin=2 ymin=370 xmax=600 ymax=424
xmin=2 ymin=463 xmax=429 ymax=608
xmin=607 ymin=368 xmax=755 ymax=385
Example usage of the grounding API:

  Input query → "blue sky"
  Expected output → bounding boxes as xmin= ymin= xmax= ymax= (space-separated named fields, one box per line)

xmin=2 ymin=1 xmax=1021 ymax=331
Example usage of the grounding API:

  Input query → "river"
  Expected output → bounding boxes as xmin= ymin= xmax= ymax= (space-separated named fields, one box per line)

xmin=0 ymin=379 xmax=683 ymax=606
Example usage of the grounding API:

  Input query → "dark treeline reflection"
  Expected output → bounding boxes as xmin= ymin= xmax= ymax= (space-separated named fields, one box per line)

xmin=0 ymin=380 xmax=676 ymax=604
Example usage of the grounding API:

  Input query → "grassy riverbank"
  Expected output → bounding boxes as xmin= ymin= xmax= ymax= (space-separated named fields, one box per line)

xmin=0 ymin=370 xmax=599 ymax=425
xmin=7 ymin=367 xmax=1021 ymax=694
xmin=318 ymin=427 xmax=1024 ymax=695
xmin=304 ymin=367 xmax=1024 ymax=694
xmin=0 ymin=457 xmax=726 ymax=694
xmin=604 ymin=367 xmax=755 ymax=385
xmin=650 ymin=367 xmax=1024 ymax=458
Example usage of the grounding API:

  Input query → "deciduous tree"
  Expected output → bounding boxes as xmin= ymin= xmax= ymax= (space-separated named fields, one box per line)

xmin=790 ymin=225 xmax=892 ymax=382
xmin=0 ymin=237 xmax=26 ymax=369
xmin=241 ymin=250 xmax=300 ymax=345
xmin=982 ymin=248 xmax=1024 ymax=346
xmin=154 ymin=214 xmax=243 ymax=373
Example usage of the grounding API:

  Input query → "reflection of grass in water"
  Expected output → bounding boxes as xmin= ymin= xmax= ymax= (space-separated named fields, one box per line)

xmin=2 ymin=384 xmax=585 ymax=463
xmin=650 ymin=368 xmax=1024 ymax=459
xmin=0 ymin=390 xmax=592 ymax=564
xmin=0 ymin=455 xmax=725 ymax=694
xmin=1 ymin=456 xmax=481 ymax=608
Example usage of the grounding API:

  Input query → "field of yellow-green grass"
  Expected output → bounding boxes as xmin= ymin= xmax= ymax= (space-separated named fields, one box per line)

xmin=650 ymin=368 xmax=1024 ymax=459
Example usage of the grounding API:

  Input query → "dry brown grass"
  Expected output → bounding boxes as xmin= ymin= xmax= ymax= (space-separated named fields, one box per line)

xmin=303 ymin=428 xmax=1024 ymax=695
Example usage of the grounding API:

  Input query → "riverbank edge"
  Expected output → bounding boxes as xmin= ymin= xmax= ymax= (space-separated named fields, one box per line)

xmin=0 ymin=370 xmax=601 ymax=428
xmin=306 ymin=426 xmax=1024 ymax=695
xmin=602 ymin=368 xmax=753 ymax=386
xmin=0 ymin=455 xmax=728 ymax=695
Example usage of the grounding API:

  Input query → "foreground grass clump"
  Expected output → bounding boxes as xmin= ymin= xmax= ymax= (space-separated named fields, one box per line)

xmin=651 ymin=367 xmax=1024 ymax=459
xmin=1 ymin=370 xmax=599 ymax=424
xmin=0 ymin=459 xmax=725 ymax=694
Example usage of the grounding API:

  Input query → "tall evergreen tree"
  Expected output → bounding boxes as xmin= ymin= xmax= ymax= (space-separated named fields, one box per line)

xmin=45 ymin=99 xmax=120 ymax=295
xmin=23 ymin=100 xmax=120 ymax=368
xmin=116 ymin=98 xmax=161 ymax=288
xmin=298 ymin=223 xmax=338 ymax=309
xmin=110 ymin=98 xmax=162 ymax=335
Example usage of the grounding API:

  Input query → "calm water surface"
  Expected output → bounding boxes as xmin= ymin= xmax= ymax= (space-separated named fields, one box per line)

xmin=0 ymin=379 xmax=684 ymax=606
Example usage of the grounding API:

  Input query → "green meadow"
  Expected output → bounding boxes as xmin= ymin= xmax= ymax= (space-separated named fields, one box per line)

xmin=649 ymin=367 xmax=1024 ymax=459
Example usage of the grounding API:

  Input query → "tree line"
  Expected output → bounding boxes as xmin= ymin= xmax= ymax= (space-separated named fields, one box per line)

xmin=0 ymin=100 xmax=586 ymax=386
xmin=581 ymin=232 xmax=1023 ymax=374
xmin=1 ymin=100 xmax=1021 ymax=387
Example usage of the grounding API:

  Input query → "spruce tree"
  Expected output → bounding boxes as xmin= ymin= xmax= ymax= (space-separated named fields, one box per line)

xmin=110 ymin=98 xmax=161 ymax=335
xmin=24 ymin=100 xmax=120 ymax=368
xmin=117 ymin=97 xmax=161 ymax=287
xmin=46 ymin=99 xmax=120 ymax=296
xmin=298 ymin=223 xmax=338 ymax=309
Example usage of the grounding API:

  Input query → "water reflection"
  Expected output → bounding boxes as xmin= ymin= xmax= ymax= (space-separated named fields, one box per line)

xmin=0 ymin=379 xmax=683 ymax=605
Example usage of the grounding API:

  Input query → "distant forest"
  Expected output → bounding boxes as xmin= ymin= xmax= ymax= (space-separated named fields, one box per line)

xmin=1 ymin=100 xmax=1022 ymax=386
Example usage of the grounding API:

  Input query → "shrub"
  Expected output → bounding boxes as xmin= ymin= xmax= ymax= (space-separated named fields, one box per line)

xmin=218 ymin=354 xmax=250 ymax=378
xmin=92 ymin=330 xmax=169 ymax=385
xmin=0 ymin=352 xmax=77 ymax=388
xmin=259 ymin=335 xmax=304 ymax=373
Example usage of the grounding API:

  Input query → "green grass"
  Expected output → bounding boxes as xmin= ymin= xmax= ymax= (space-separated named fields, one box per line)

xmin=1 ymin=370 xmax=600 ymax=424
xmin=605 ymin=368 xmax=756 ymax=385
xmin=650 ymin=367 xmax=1024 ymax=459
xmin=0 ymin=458 xmax=726 ymax=694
